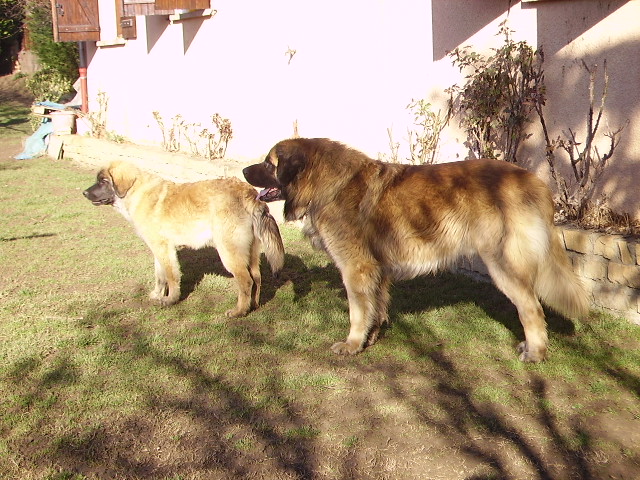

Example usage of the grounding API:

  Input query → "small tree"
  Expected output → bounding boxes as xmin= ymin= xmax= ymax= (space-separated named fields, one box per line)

xmin=447 ymin=21 xmax=545 ymax=163
xmin=153 ymin=111 xmax=233 ymax=160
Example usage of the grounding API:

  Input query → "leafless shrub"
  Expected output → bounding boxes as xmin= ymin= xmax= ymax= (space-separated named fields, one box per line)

xmin=535 ymin=60 xmax=628 ymax=223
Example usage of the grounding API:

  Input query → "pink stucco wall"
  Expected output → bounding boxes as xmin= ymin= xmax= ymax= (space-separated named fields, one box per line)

xmin=85 ymin=0 xmax=640 ymax=218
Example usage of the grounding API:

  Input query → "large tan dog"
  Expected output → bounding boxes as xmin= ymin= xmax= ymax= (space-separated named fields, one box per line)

xmin=243 ymin=138 xmax=589 ymax=362
xmin=84 ymin=161 xmax=285 ymax=317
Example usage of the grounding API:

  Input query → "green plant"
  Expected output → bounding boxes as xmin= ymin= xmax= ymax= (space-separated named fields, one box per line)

xmin=25 ymin=66 xmax=72 ymax=102
xmin=25 ymin=0 xmax=78 ymax=80
xmin=0 ymin=0 xmax=23 ymax=40
xmin=447 ymin=21 xmax=544 ymax=163
xmin=406 ymin=98 xmax=448 ymax=165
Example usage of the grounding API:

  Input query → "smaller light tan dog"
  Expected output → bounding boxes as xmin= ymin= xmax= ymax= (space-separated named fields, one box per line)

xmin=84 ymin=161 xmax=284 ymax=317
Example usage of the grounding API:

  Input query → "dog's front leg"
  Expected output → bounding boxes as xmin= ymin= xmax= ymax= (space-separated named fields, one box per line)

xmin=149 ymin=257 xmax=168 ymax=300
xmin=331 ymin=262 xmax=382 ymax=355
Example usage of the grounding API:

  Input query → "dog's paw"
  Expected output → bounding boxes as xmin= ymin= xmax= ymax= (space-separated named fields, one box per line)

xmin=331 ymin=341 xmax=363 ymax=355
xmin=517 ymin=341 xmax=545 ymax=363
xmin=225 ymin=307 xmax=248 ymax=318
xmin=150 ymin=291 xmax=179 ymax=307
xmin=160 ymin=297 xmax=179 ymax=307
xmin=149 ymin=291 xmax=163 ymax=302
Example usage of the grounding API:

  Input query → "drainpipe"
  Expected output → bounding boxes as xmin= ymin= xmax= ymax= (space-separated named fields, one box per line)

xmin=78 ymin=41 xmax=88 ymax=114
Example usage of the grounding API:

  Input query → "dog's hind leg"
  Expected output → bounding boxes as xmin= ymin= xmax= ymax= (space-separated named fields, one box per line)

xmin=332 ymin=261 xmax=384 ymax=355
xmin=482 ymin=255 xmax=548 ymax=362
xmin=217 ymin=240 xmax=255 ymax=318
xmin=249 ymin=238 xmax=262 ymax=310
xmin=367 ymin=274 xmax=391 ymax=346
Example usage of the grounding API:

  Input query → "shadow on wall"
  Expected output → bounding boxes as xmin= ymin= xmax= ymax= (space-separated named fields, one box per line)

xmin=523 ymin=0 xmax=630 ymax=55
xmin=431 ymin=0 xmax=629 ymax=61
xmin=431 ymin=0 xmax=508 ymax=61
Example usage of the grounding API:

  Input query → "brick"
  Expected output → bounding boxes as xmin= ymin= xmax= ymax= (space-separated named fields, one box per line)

xmin=607 ymin=262 xmax=640 ymax=288
xmin=594 ymin=234 xmax=622 ymax=261
xmin=562 ymin=228 xmax=595 ymax=254
xmin=566 ymin=252 xmax=583 ymax=272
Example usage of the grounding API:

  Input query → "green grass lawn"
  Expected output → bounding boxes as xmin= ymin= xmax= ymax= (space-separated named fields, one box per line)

xmin=1 ymin=155 xmax=639 ymax=480
xmin=0 ymin=100 xmax=32 ymax=139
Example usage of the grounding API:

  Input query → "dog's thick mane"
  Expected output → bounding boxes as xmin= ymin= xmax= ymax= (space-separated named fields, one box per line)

xmin=282 ymin=138 xmax=406 ymax=222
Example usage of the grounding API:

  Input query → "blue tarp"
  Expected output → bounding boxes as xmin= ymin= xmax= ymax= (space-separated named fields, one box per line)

xmin=14 ymin=121 xmax=55 ymax=160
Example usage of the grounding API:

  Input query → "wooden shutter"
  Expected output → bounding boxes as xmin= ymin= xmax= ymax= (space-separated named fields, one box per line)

xmin=51 ymin=0 xmax=100 ymax=42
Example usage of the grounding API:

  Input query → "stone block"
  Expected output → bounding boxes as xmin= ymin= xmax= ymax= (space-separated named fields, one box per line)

xmin=582 ymin=256 xmax=608 ymax=281
xmin=562 ymin=228 xmax=595 ymax=254
xmin=590 ymin=280 xmax=638 ymax=312
xmin=619 ymin=239 xmax=636 ymax=265
xmin=607 ymin=262 xmax=640 ymax=289
xmin=594 ymin=234 xmax=623 ymax=261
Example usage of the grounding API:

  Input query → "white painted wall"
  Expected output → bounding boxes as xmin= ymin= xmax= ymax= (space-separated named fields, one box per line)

xmin=86 ymin=0 xmax=433 ymax=161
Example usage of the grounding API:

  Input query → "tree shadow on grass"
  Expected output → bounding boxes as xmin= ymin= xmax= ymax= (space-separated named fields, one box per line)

xmin=4 ymin=252 xmax=639 ymax=479
xmin=16 ymin=312 xmax=321 ymax=479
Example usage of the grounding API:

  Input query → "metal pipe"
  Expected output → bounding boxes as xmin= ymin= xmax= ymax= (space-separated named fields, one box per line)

xmin=78 ymin=41 xmax=88 ymax=114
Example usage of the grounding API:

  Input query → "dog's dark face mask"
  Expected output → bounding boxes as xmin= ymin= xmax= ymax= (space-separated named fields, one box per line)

xmin=243 ymin=155 xmax=282 ymax=202
xmin=83 ymin=174 xmax=116 ymax=206
xmin=243 ymin=140 xmax=308 ymax=203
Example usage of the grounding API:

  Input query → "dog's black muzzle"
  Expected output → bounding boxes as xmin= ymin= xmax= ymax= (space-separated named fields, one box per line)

xmin=83 ymin=182 xmax=115 ymax=206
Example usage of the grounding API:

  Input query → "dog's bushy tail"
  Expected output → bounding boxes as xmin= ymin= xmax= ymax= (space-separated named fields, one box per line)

xmin=535 ymin=229 xmax=590 ymax=318
xmin=252 ymin=203 xmax=285 ymax=276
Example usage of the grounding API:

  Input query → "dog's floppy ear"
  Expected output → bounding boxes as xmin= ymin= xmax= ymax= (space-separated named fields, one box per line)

xmin=108 ymin=162 xmax=136 ymax=198
xmin=275 ymin=141 xmax=307 ymax=186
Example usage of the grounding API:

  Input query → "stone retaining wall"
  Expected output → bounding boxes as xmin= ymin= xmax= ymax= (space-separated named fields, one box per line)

xmin=456 ymin=227 xmax=640 ymax=324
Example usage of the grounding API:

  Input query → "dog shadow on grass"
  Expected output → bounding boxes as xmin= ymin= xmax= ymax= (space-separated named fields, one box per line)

xmin=279 ymin=255 xmax=575 ymax=347
xmin=177 ymin=246 xmax=575 ymax=344
xmin=176 ymin=246 xmax=292 ymax=305
xmin=392 ymin=272 xmax=575 ymax=337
